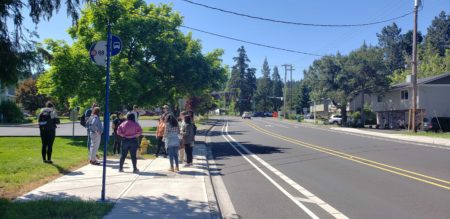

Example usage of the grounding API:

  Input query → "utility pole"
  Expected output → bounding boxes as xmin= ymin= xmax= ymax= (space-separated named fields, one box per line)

xmin=411 ymin=0 xmax=420 ymax=132
xmin=282 ymin=64 xmax=294 ymax=119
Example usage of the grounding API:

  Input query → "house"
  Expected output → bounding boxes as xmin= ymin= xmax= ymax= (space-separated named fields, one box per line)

xmin=0 ymin=83 xmax=16 ymax=102
xmin=309 ymin=99 xmax=338 ymax=118
xmin=370 ymin=73 xmax=450 ymax=129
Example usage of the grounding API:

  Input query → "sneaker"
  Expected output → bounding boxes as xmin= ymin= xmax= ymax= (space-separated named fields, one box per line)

xmin=43 ymin=160 xmax=47 ymax=163
xmin=183 ymin=164 xmax=190 ymax=167
xmin=119 ymin=168 xmax=124 ymax=172
xmin=133 ymin=169 xmax=139 ymax=173
xmin=47 ymin=160 xmax=53 ymax=164
xmin=175 ymin=167 xmax=180 ymax=172
xmin=168 ymin=167 xmax=174 ymax=172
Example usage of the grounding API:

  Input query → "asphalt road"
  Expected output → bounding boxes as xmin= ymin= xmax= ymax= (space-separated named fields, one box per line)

xmin=208 ymin=117 xmax=450 ymax=219
xmin=0 ymin=120 xmax=158 ymax=136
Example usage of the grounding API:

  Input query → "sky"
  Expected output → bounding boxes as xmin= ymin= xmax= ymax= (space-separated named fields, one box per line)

xmin=23 ymin=0 xmax=450 ymax=80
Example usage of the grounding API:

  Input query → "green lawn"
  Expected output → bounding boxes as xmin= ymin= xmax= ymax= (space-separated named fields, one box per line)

xmin=403 ymin=131 xmax=450 ymax=139
xmin=0 ymin=198 xmax=113 ymax=219
xmin=0 ymin=137 xmax=91 ymax=199
xmin=142 ymin=126 xmax=157 ymax=132
xmin=139 ymin=116 xmax=159 ymax=120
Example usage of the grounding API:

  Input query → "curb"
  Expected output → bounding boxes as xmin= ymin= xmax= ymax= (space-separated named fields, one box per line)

xmin=197 ymin=120 xmax=222 ymax=219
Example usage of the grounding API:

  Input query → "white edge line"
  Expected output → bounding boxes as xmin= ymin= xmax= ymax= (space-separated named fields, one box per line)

xmin=222 ymin=121 xmax=320 ymax=219
xmin=227 ymin=120 xmax=349 ymax=219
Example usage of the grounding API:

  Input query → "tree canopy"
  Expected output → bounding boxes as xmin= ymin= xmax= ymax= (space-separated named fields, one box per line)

xmin=37 ymin=0 xmax=227 ymax=111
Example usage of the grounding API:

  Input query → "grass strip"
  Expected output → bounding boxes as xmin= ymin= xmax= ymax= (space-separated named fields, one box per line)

xmin=0 ymin=198 xmax=114 ymax=219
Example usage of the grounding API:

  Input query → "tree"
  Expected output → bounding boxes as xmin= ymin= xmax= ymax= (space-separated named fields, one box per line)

xmin=295 ymin=80 xmax=310 ymax=114
xmin=346 ymin=44 xmax=389 ymax=125
xmin=255 ymin=58 xmax=272 ymax=112
xmin=230 ymin=46 xmax=256 ymax=114
xmin=0 ymin=0 xmax=91 ymax=86
xmin=425 ymin=11 xmax=450 ymax=56
xmin=16 ymin=78 xmax=49 ymax=113
xmin=377 ymin=23 xmax=405 ymax=73
xmin=271 ymin=66 xmax=283 ymax=111
xmin=37 ymin=0 xmax=227 ymax=111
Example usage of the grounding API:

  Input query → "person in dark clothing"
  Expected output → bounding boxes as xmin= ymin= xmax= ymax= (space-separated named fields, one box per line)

xmin=112 ymin=113 xmax=125 ymax=154
xmin=117 ymin=113 xmax=142 ymax=173
xmin=38 ymin=101 xmax=60 ymax=164
xmin=180 ymin=115 xmax=195 ymax=166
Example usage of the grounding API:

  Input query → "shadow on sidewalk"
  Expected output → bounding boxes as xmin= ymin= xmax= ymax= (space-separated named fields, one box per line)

xmin=107 ymin=194 xmax=210 ymax=218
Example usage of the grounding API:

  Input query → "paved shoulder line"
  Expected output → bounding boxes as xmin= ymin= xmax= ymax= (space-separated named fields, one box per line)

xmin=207 ymin=125 xmax=239 ymax=219
xmin=223 ymin=120 xmax=348 ymax=219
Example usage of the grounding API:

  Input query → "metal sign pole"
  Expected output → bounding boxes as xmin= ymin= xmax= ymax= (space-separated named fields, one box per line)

xmin=101 ymin=22 xmax=112 ymax=201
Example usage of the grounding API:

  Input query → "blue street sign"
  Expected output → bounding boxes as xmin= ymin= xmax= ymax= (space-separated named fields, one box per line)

xmin=111 ymin=35 xmax=122 ymax=56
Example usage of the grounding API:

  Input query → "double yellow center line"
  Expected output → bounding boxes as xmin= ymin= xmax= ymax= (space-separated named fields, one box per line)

xmin=245 ymin=121 xmax=450 ymax=191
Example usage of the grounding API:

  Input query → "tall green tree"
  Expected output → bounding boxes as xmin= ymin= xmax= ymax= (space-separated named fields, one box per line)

xmin=295 ymin=80 xmax=310 ymax=114
xmin=230 ymin=46 xmax=256 ymax=114
xmin=37 ymin=0 xmax=227 ymax=111
xmin=0 ymin=0 xmax=91 ymax=86
xmin=425 ymin=11 xmax=450 ymax=57
xmin=377 ymin=23 xmax=405 ymax=73
xmin=271 ymin=66 xmax=283 ymax=111
xmin=255 ymin=58 xmax=272 ymax=112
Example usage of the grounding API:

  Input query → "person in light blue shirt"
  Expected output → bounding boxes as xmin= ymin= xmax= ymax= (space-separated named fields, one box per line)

xmin=87 ymin=107 xmax=103 ymax=165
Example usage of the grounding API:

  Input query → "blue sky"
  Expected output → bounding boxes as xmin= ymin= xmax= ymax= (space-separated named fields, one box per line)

xmin=24 ymin=0 xmax=449 ymax=80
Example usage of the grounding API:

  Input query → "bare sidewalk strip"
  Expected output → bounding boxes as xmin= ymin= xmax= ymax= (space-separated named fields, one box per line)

xmin=18 ymin=144 xmax=221 ymax=219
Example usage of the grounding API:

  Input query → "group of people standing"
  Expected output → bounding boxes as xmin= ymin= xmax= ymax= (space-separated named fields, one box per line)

xmin=39 ymin=102 xmax=196 ymax=174
xmin=156 ymin=106 xmax=196 ymax=172
xmin=83 ymin=104 xmax=143 ymax=173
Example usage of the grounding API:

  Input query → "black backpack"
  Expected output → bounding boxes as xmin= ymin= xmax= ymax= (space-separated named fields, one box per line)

xmin=80 ymin=109 xmax=92 ymax=127
xmin=39 ymin=110 xmax=53 ymax=129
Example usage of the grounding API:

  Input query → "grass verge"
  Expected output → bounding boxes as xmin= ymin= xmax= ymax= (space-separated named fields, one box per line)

xmin=0 ymin=198 xmax=114 ymax=219
xmin=142 ymin=126 xmax=157 ymax=132
xmin=0 ymin=137 xmax=91 ymax=199
xmin=403 ymin=131 xmax=450 ymax=139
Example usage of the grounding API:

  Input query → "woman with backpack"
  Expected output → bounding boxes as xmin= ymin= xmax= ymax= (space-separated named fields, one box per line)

xmin=38 ymin=101 xmax=60 ymax=164
xmin=117 ymin=113 xmax=142 ymax=173
xmin=164 ymin=114 xmax=180 ymax=172
xmin=180 ymin=115 xmax=195 ymax=167
xmin=87 ymin=107 xmax=103 ymax=165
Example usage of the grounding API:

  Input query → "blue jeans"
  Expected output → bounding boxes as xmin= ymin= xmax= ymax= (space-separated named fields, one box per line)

xmin=167 ymin=147 xmax=179 ymax=168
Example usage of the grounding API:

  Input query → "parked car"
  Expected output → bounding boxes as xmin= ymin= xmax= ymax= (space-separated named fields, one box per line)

xmin=304 ymin=113 xmax=314 ymax=119
xmin=252 ymin=112 xmax=265 ymax=117
xmin=264 ymin=112 xmax=273 ymax=117
xmin=242 ymin=111 xmax=252 ymax=119
xmin=424 ymin=117 xmax=450 ymax=132
xmin=328 ymin=115 xmax=342 ymax=125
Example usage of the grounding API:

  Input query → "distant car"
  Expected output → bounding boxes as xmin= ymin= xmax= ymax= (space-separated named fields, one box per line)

xmin=424 ymin=117 xmax=450 ymax=132
xmin=242 ymin=111 xmax=252 ymax=119
xmin=328 ymin=115 xmax=342 ymax=125
xmin=304 ymin=113 xmax=314 ymax=119
xmin=264 ymin=112 xmax=273 ymax=117
xmin=252 ymin=112 xmax=265 ymax=117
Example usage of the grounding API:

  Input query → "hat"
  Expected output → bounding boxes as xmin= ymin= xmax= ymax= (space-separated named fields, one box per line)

xmin=162 ymin=105 xmax=169 ymax=109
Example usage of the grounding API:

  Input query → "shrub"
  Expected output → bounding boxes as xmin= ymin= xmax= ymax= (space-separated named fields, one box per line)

xmin=0 ymin=101 xmax=24 ymax=123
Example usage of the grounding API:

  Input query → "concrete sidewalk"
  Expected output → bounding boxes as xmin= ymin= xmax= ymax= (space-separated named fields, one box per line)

xmin=331 ymin=127 xmax=450 ymax=147
xmin=18 ymin=144 xmax=220 ymax=218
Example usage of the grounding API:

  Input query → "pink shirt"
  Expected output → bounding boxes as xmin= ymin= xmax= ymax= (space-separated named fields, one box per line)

xmin=117 ymin=120 xmax=142 ymax=139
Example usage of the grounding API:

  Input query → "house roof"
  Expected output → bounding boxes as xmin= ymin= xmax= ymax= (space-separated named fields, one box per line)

xmin=391 ymin=72 xmax=450 ymax=90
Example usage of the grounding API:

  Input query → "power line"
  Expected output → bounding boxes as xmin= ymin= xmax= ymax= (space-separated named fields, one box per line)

xmin=180 ymin=25 xmax=323 ymax=56
xmin=179 ymin=0 xmax=417 ymax=27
